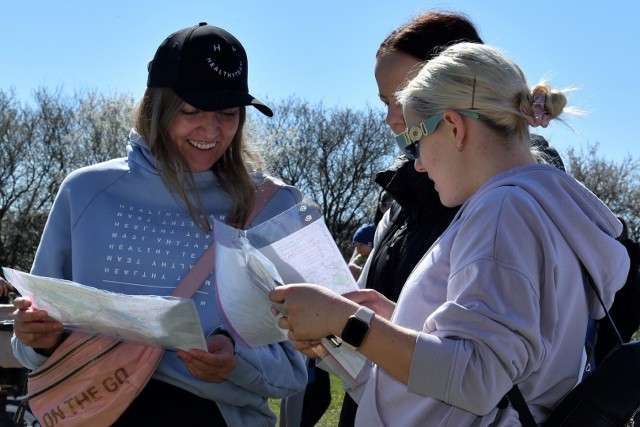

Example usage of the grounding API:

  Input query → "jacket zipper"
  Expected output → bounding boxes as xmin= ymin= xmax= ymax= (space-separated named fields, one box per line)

xmin=625 ymin=404 xmax=640 ymax=427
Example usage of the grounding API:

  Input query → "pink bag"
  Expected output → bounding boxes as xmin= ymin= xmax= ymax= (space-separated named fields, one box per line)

xmin=24 ymin=242 xmax=215 ymax=427
xmin=21 ymin=177 xmax=282 ymax=426
xmin=26 ymin=333 xmax=164 ymax=427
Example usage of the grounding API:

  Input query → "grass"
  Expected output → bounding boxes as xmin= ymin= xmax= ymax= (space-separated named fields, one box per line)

xmin=269 ymin=373 xmax=344 ymax=426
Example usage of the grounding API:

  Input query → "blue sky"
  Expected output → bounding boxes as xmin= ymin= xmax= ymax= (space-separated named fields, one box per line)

xmin=2 ymin=0 xmax=638 ymax=163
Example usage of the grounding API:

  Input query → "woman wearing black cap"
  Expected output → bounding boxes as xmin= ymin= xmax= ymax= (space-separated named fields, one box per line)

xmin=11 ymin=23 xmax=307 ymax=426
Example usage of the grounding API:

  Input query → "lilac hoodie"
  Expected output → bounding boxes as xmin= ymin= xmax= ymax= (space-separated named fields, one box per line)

xmin=355 ymin=164 xmax=629 ymax=426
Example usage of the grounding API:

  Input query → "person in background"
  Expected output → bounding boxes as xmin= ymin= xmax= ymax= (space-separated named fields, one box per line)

xmin=0 ymin=278 xmax=16 ymax=303
xmin=348 ymin=224 xmax=375 ymax=280
xmin=358 ymin=10 xmax=483 ymax=306
xmin=284 ymin=13 xmax=480 ymax=425
xmin=279 ymin=356 xmax=332 ymax=427
xmin=270 ymin=42 xmax=629 ymax=426
xmin=11 ymin=22 xmax=306 ymax=426
xmin=373 ymin=190 xmax=394 ymax=225
xmin=530 ymin=134 xmax=566 ymax=172
xmin=593 ymin=215 xmax=640 ymax=364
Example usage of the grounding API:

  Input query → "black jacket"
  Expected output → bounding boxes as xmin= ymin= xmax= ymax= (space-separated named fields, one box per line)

xmin=365 ymin=155 xmax=458 ymax=301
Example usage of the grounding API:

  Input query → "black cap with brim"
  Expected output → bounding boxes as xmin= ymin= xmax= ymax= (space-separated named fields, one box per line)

xmin=147 ymin=22 xmax=273 ymax=117
xmin=174 ymin=88 xmax=273 ymax=117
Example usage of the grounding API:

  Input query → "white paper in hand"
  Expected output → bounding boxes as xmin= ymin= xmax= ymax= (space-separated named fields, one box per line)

xmin=214 ymin=222 xmax=288 ymax=347
xmin=213 ymin=201 xmax=358 ymax=349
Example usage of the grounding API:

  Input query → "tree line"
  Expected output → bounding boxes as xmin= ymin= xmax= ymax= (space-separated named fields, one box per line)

xmin=0 ymin=88 xmax=134 ymax=270
xmin=1 ymin=88 xmax=638 ymax=271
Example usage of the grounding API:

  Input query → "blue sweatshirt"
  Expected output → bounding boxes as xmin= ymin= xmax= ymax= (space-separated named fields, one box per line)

xmin=354 ymin=164 xmax=629 ymax=426
xmin=12 ymin=130 xmax=307 ymax=426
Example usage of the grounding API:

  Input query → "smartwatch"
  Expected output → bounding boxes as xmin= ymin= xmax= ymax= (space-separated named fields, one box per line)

xmin=340 ymin=306 xmax=375 ymax=351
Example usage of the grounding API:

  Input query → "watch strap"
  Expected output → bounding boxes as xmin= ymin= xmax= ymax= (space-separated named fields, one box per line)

xmin=341 ymin=306 xmax=375 ymax=350
xmin=353 ymin=306 xmax=375 ymax=324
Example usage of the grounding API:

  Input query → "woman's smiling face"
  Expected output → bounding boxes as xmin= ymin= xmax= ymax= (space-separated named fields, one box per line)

xmin=169 ymin=103 xmax=240 ymax=172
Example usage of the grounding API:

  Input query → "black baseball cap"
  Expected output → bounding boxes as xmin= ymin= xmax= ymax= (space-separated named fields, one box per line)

xmin=147 ymin=22 xmax=273 ymax=117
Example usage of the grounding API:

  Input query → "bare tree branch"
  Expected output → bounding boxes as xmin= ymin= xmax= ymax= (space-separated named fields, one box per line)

xmin=0 ymin=87 xmax=134 ymax=270
xmin=565 ymin=142 xmax=640 ymax=240
xmin=248 ymin=97 xmax=396 ymax=255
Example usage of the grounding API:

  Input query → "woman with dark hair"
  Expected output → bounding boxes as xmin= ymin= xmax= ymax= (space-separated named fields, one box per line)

xmin=362 ymin=10 xmax=483 ymax=315
xmin=338 ymin=12 xmax=483 ymax=425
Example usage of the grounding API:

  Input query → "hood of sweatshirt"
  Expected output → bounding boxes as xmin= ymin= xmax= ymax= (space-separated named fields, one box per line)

xmin=127 ymin=129 xmax=164 ymax=175
xmin=467 ymin=164 xmax=629 ymax=319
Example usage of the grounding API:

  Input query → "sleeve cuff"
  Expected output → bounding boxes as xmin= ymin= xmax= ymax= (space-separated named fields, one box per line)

xmin=407 ymin=332 xmax=458 ymax=397
xmin=210 ymin=326 xmax=236 ymax=355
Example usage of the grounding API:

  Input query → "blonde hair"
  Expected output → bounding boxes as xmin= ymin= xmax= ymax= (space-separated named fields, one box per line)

xmin=134 ymin=88 xmax=264 ymax=230
xmin=397 ymin=42 xmax=571 ymax=140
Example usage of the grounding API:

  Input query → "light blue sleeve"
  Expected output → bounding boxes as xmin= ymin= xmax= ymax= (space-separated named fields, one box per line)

xmin=11 ymin=178 xmax=75 ymax=369
xmin=229 ymin=340 xmax=307 ymax=398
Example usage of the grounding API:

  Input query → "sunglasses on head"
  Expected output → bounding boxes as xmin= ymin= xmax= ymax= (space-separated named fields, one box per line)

xmin=395 ymin=109 xmax=479 ymax=159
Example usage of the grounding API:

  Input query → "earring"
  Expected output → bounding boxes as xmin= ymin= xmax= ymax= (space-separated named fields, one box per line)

xmin=456 ymin=143 xmax=463 ymax=152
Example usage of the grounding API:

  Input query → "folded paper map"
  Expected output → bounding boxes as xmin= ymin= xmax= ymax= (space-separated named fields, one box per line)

xmin=2 ymin=268 xmax=206 ymax=351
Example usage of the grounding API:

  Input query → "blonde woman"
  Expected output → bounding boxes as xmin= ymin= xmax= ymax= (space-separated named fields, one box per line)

xmin=270 ymin=43 xmax=628 ymax=426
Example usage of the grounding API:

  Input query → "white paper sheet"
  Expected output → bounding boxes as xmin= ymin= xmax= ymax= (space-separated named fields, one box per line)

xmin=315 ymin=337 xmax=368 ymax=387
xmin=214 ymin=230 xmax=289 ymax=347
xmin=211 ymin=201 xmax=368 ymax=383
xmin=214 ymin=202 xmax=359 ymax=347
xmin=258 ymin=219 xmax=356 ymax=294
xmin=2 ymin=267 xmax=207 ymax=351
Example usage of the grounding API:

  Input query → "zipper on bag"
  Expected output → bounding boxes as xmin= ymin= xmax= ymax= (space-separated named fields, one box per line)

xmin=28 ymin=334 xmax=99 ymax=378
xmin=625 ymin=404 xmax=640 ymax=427
xmin=28 ymin=340 xmax=122 ymax=401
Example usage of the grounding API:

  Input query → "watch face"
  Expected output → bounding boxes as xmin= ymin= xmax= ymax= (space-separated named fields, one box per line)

xmin=341 ymin=317 xmax=369 ymax=348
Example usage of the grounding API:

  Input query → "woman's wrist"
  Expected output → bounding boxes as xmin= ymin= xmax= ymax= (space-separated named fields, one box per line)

xmin=33 ymin=331 xmax=69 ymax=356
xmin=211 ymin=326 xmax=236 ymax=355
